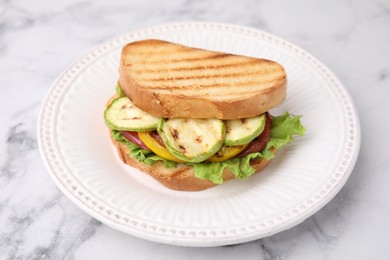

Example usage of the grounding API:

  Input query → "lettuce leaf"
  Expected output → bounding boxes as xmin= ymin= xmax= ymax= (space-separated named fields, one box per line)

xmin=111 ymin=112 xmax=305 ymax=184
xmin=191 ymin=112 xmax=305 ymax=183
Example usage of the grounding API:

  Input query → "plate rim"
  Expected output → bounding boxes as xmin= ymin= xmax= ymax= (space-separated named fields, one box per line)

xmin=37 ymin=21 xmax=361 ymax=247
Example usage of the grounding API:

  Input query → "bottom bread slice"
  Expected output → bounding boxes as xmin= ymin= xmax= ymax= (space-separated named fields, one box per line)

xmin=112 ymin=136 xmax=275 ymax=191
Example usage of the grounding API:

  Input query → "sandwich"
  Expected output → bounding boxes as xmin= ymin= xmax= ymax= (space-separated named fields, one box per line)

xmin=104 ymin=39 xmax=305 ymax=191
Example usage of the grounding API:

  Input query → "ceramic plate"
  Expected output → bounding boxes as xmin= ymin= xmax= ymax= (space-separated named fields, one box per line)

xmin=38 ymin=22 xmax=360 ymax=247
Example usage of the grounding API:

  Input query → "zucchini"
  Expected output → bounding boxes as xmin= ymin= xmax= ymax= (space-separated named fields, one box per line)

xmin=224 ymin=114 xmax=266 ymax=146
xmin=158 ymin=118 xmax=225 ymax=163
xmin=115 ymin=83 xmax=126 ymax=97
xmin=104 ymin=97 xmax=161 ymax=131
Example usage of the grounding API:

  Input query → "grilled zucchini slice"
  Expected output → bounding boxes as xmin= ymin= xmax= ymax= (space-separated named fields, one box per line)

xmin=104 ymin=97 xmax=161 ymax=131
xmin=158 ymin=118 xmax=225 ymax=163
xmin=224 ymin=114 xmax=266 ymax=146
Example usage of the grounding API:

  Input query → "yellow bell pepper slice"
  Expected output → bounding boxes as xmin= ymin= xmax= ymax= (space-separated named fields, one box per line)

xmin=138 ymin=132 xmax=185 ymax=163
xmin=207 ymin=144 xmax=249 ymax=162
xmin=139 ymin=132 xmax=248 ymax=163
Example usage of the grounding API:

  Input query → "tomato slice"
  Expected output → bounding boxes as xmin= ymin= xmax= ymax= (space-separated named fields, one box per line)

xmin=207 ymin=144 xmax=249 ymax=162
xmin=138 ymin=132 xmax=185 ymax=163
xmin=209 ymin=113 xmax=272 ymax=161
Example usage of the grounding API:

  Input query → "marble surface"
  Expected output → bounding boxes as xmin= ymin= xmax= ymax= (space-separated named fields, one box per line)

xmin=1 ymin=0 xmax=389 ymax=259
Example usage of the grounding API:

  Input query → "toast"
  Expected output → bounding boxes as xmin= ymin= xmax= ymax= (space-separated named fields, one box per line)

xmin=118 ymin=39 xmax=287 ymax=119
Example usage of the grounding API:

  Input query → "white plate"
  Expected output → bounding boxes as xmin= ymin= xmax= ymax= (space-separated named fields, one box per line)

xmin=38 ymin=22 xmax=360 ymax=247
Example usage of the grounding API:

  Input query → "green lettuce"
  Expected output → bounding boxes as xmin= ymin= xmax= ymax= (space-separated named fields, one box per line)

xmin=192 ymin=112 xmax=305 ymax=183
xmin=112 ymin=112 xmax=305 ymax=184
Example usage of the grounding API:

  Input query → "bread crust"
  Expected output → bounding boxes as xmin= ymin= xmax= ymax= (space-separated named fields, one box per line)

xmin=112 ymin=134 xmax=274 ymax=191
xmin=118 ymin=39 xmax=287 ymax=119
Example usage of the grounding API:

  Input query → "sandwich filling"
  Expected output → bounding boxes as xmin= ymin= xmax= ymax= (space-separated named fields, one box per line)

xmin=105 ymin=84 xmax=305 ymax=184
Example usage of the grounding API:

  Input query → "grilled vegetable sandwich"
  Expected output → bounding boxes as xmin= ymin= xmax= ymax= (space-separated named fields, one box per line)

xmin=104 ymin=39 xmax=305 ymax=191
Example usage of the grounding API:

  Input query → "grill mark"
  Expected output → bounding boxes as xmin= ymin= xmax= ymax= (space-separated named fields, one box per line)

xmin=121 ymin=104 xmax=133 ymax=109
xmin=134 ymin=53 xmax=232 ymax=65
xmin=121 ymin=116 xmax=142 ymax=120
xmin=146 ymin=81 xmax=266 ymax=90
xmin=178 ymin=145 xmax=186 ymax=153
xmin=195 ymin=136 xmax=202 ymax=143
xmin=170 ymin=128 xmax=179 ymax=140
xmin=144 ymin=80 xmax=276 ymax=90
xmin=144 ymin=70 xmax=274 ymax=82
xmin=129 ymin=48 xmax=192 ymax=56
xmin=134 ymin=60 xmax=261 ymax=73
xmin=208 ymin=53 xmax=231 ymax=59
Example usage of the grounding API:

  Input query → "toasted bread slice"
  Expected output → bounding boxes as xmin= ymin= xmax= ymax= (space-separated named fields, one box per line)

xmin=118 ymin=39 xmax=286 ymax=119
xmin=112 ymin=135 xmax=275 ymax=191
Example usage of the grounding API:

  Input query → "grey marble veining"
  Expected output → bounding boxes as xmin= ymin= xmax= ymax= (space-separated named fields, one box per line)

xmin=1 ymin=0 xmax=390 ymax=259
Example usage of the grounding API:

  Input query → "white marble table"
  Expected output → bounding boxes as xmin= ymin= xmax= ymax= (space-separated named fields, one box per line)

xmin=1 ymin=0 xmax=389 ymax=259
